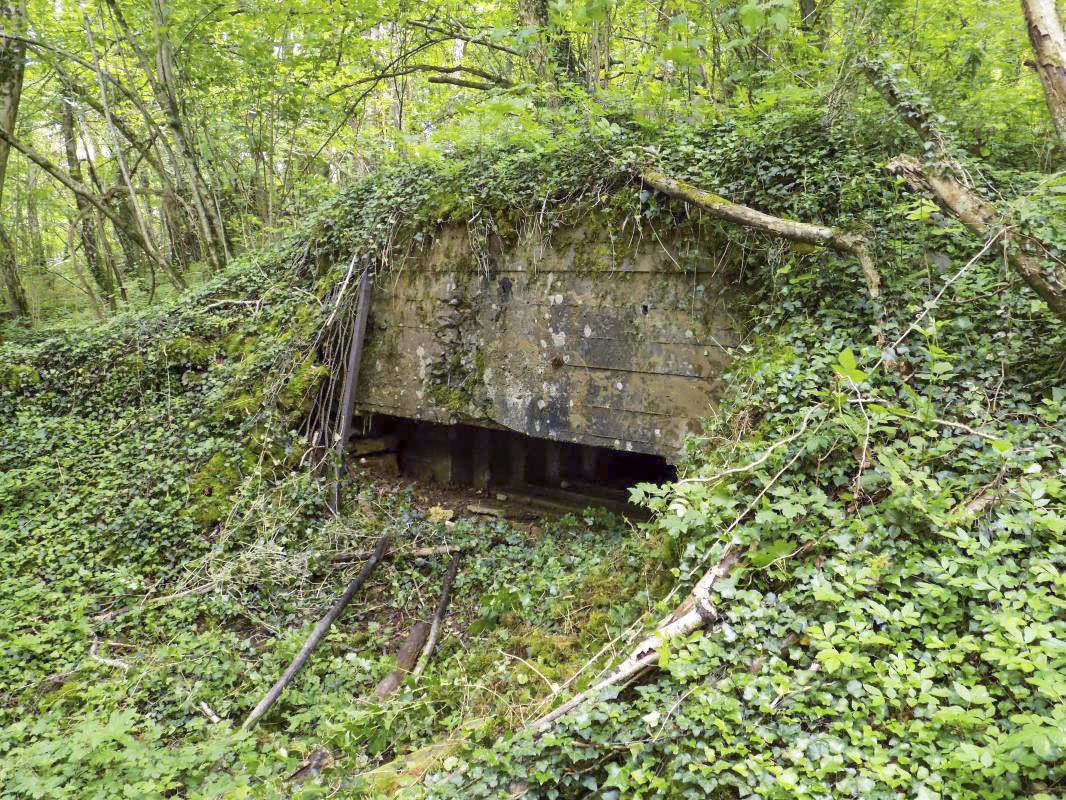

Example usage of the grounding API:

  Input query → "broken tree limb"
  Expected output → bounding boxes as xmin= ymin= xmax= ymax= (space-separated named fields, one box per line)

xmin=413 ymin=552 xmax=461 ymax=678
xmin=885 ymin=155 xmax=1066 ymax=321
xmin=374 ymin=621 xmax=431 ymax=699
xmin=639 ymin=168 xmax=881 ymax=300
xmin=198 ymin=701 xmax=223 ymax=724
xmin=88 ymin=638 xmax=131 ymax=672
xmin=91 ymin=582 xmax=214 ymax=624
xmin=528 ymin=544 xmax=742 ymax=733
xmin=243 ymin=533 xmax=389 ymax=729
xmin=857 ymin=57 xmax=952 ymax=161
xmin=861 ymin=55 xmax=1066 ymax=322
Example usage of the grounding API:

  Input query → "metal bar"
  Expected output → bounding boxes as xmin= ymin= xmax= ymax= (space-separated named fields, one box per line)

xmin=332 ymin=268 xmax=372 ymax=510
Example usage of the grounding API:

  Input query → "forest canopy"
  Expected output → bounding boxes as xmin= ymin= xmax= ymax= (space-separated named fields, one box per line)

xmin=1 ymin=1 xmax=1065 ymax=799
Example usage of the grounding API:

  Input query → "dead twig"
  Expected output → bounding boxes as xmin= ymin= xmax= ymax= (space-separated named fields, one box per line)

xmin=413 ymin=552 xmax=461 ymax=678
xmin=91 ymin=582 xmax=214 ymax=624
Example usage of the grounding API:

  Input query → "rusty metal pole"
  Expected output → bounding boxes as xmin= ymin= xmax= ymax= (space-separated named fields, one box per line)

xmin=331 ymin=268 xmax=372 ymax=511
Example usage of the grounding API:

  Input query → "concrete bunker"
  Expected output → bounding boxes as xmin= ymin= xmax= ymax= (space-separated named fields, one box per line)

xmin=337 ymin=214 xmax=744 ymax=499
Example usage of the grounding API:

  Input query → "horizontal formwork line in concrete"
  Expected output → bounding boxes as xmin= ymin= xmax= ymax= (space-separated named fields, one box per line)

xmin=349 ymin=403 xmax=665 ymax=452
xmin=374 ymin=322 xmax=735 ymax=350
xmin=573 ymin=401 xmax=677 ymax=417
xmin=560 ymin=362 xmax=709 ymax=380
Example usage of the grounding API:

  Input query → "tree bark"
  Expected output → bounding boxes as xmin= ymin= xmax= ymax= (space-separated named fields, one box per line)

xmin=59 ymin=94 xmax=114 ymax=308
xmin=0 ymin=0 xmax=28 ymax=317
xmin=374 ymin=621 xmax=431 ymax=699
xmin=0 ymin=123 xmax=185 ymax=288
xmin=640 ymin=168 xmax=881 ymax=299
xmin=1022 ymin=0 xmax=1066 ymax=150
xmin=861 ymin=57 xmax=1066 ymax=321
xmin=886 ymin=154 xmax=1066 ymax=320
xmin=104 ymin=0 xmax=228 ymax=271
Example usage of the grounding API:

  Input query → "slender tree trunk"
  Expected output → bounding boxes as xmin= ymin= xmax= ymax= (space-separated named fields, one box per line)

xmin=0 ymin=123 xmax=185 ymax=288
xmin=104 ymin=0 xmax=227 ymax=271
xmin=1022 ymin=0 xmax=1066 ymax=150
xmin=0 ymin=0 xmax=28 ymax=317
xmin=24 ymin=169 xmax=45 ymax=271
xmin=59 ymin=95 xmax=114 ymax=309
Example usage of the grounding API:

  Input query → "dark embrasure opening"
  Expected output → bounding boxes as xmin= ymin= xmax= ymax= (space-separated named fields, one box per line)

xmin=350 ymin=415 xmax=676 ymax=498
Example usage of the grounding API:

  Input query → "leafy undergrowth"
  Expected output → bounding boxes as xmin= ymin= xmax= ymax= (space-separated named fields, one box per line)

xmin=2 ymin=112 xmax=1065 ymax=799
xmin=422 ymin=167 xmax=1066 ymax=798
xmin=0 ymin=293 xmax=652 ymax=798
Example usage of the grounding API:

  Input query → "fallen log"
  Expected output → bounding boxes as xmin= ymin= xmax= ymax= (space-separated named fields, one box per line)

xmin=528 ymin=544 xmax=741 ymax=733
xmin=413 ymin=552 xmax=461 ymax=678
xmin=243 ymin=533 xmax=389 ymax=729
xmin=885 ymin=154 xmax=1066 ymax=320
xmin=374 ymin=621 xmax=430 ymax=700
xmin=638 ymin=168 xmax=881 ymax=300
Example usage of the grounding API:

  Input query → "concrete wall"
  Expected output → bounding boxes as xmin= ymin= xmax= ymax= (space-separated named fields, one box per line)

xmin=353 ymin=218 xmax=743 ymax=458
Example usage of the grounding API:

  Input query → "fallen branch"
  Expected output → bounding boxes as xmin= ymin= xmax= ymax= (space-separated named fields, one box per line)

xmin=199 ymin=701 xmax=223 ymax=724
xmin=639 ymin=168 xmax=881 ymax=300
xmin=413 ymin=552 xmax=461 ymax=678
xmin=375 ymin=621 xmax=431 ymax=699
xmin=88 ymin=638 xmax=130 ymax=672
xmin=885 ymin=155 xmax=1066 ymax=320
xmin=528 ymin=545 xmax=742 ymax=733
xmin=860 ymin=56 xmax=1066 ymax=321
xmin=91 ymin=582 xmax=214 ymax=624
xmin=243 ymin=533 xmax=390 ymax=729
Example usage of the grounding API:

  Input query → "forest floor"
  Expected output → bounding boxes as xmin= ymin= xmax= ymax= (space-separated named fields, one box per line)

xmin=0 ymin=441 xmax=659 ymax=797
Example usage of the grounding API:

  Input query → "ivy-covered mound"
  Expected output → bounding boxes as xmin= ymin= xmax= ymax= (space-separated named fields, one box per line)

xmin=1 ymin=111 xmax=1064 ymax=799
xmin=420 ymin=131 xmax=1066 ymax=796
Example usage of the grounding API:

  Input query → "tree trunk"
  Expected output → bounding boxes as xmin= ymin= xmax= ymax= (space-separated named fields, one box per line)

xmin=515 ymin=0 xmax=580 ymax=85
xmin=59 ymin=95 xmax=114 ymax=309
xmin=104 ymin=0 xmax=228 ymax=271
xmin=24 ymin=169 xmax=46 ymax=273
xmin=0 ymin=0 xmax=28 ymax=317
xmin=0 ymin=123 xmax=186 ymax=289
xmin=1022 ymin=0 xmax=1066 ymax=150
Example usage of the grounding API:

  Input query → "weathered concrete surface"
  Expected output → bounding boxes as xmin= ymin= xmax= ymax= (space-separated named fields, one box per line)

xmin=354 ymin=219 xmax=742 ymax=458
